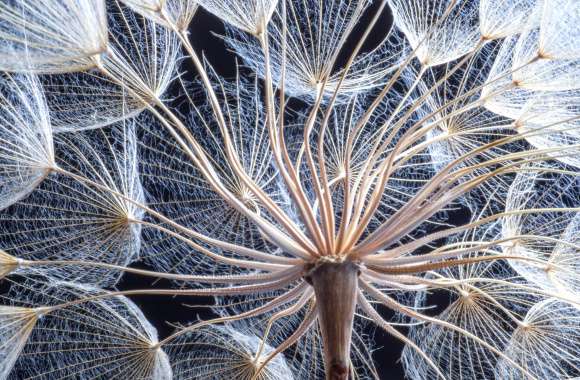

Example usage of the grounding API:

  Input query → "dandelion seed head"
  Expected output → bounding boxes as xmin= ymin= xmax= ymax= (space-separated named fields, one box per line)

xmin=197 ymin=0 xmax=279 ymax=36
xmin=0 ymin=0 xmax=108 ymax=73
xmin=167 ymin=324 xmax=294 ymax=380
xmin=495 ymin=298 xmax=580 ymax=379
xmin=121 ymin=0 xmax=198 ymax=31
xmin=0 ymin=0 xmax=579 ymax=378
xmin=0 ymin=73 xmax=54 ymax=211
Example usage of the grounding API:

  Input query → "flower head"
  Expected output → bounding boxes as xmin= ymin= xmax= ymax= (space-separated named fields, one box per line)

xmin=0 ymin=74 xmax=54 ymax=211
xmin=197 ymin=0 xmax=278 ymax=35
xmin=0 ymin=0 xmax=108 ymax=73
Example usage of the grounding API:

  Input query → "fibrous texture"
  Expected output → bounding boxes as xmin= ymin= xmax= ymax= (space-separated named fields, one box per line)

xmin=0 ymin=74 xmax=54 ymax=211
xmin=495 ymin=298 xmax=580 ymax=379
xmin=42 ymin=2 xmax=181 ymax=132
xmin=0 ymin=123 xmax=145 ymax=285
xmin=0 ymin=0 xmax=108 ymax=73
xmin=389 ymin=0 xmax=481 ymax=66
xmin=225 ymin=0 xmax=411 ymax=101
xmin=502 ymin=169 xmax=580 ymax=299
xmin=0 ymin=306 xmax=38 ymax=379
xmin=6 ymin=279 xmax=172 ymax=379
xmin=121 ymin=0 xmax=198 ymax=30
xmin=167 ymin=324 xmax=294 ymax=379
xmin=197 ymin=0 xmax=279 ymax=35
xmin=0 ymin=0 xmax=579 ymax=379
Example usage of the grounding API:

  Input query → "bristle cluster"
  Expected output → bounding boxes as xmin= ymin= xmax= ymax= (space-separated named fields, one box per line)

xmin=0 ymin=0 xmax=579 ymax=379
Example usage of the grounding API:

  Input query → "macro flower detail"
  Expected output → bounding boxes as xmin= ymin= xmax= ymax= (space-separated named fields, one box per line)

xmin=197 ymin=0 xmax=279 ymax=35
xmin=495 ymin=298 xmax=580 ymax=379
xmin=120 ymin=0 xmax=199 ymax=31
xmin=0 ymin=0 xmax=108 ymax=73
xmin=167 ymin=324 xmax=295 ymax=379
xmin=6 ymin=280 xmax=173 ymax=379
xmin=0 ymin=306 xmax=39 ymax=379
xmin=41 ymin=2 xmax=181 ymax=133
xmin=388 ymin=0 xmax=481 ymax=66
xmin=502 ymin=169 xmax=580 ymax=299
xmin=0 ymin=0 xmax=579 ymax=379
xmin=0 ymin=123 xmax=145 ymax=285
xmin=0 ymin=74 xmax=54 ymax=211
xmin=225 ymin=0 xmax=410 ymax=101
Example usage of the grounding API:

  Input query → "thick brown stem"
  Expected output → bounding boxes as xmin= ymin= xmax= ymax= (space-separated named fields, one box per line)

xmin=306 ymin=261 xmax=360 ymax=380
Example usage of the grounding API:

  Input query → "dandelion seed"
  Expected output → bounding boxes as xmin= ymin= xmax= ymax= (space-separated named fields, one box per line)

xmin=502 ymin=170 xmax=580 ymax=299
xmin=42 ymin=2 xmax=181 ymax=132
xmin=0 ymin=123 xmax=144 ymax=286
xmin=226 ymin=0 xmax=410 ymax=100
xmin=167 ymin=324 xmax=294 ymax=380
xmin=479 ymin=0 xmax=539 ymax=40
xmin=121 ymin=0 xmax=198 ymax=31
xmin=495 ymin=298 xmax=580 ymax=379
xmin=388 ymin=0 xmax=481 ymax=66
xmin=511 ymin=28 xmax=580 ymax=92
xmin=416 ymin=44 xmax=519 ymax=205
xmin=0 ymin=249 xmax=19 ymax=279
xmin=400 ymin=226 xmax=538 ymax=380
xmin=0 ymin=74 xmax=54 ymax=211
xmin=0 ymin=0 xmax=108 ymax=73
xmin=481 ymin=34 xmax=580 ymax=168
xmin=9 ymin=279 xmax=173 ymax=379
xmin=197 ymin=0 xmax=278 ymax=36
xmin=537 ymin=0 xmax=580 ymax=60
xmin=0 ymin=306 xmax=39 ymax=379
xmin=139 ymin=73 xmax=291 ymax=276
xmin=492 ymin=0 xmax=580 ymax=93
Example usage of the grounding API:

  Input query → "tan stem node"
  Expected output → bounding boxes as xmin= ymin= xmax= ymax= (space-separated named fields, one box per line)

xmin=305 ymin=261 xmax=360 ymax=380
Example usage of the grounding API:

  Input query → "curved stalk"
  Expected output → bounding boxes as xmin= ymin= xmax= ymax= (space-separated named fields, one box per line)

xmin=157 ymin=281 xmax=310 ymax=347
xmin=93 ymin=55 xmax=315 ymax=259
xmin=360 ymin=281 xmax=538 ymax=380
xmin=20 ymin=258 xmax=295 ymax=283
xmin=357 ymin=293 xmax=447 ymax=380
xmin=51 ymin=166 xmax=296 ymax=268
xmin=252 ymin=302 xmax=318 ymax=380
xmin=161 ymin=13 xmax=317 ymax=255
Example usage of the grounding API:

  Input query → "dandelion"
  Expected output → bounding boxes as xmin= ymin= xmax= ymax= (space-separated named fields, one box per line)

xmin=388 ymin=0 xmax=481 ymax=67
xmin=0 ymin=0 xmax=108 ymax=73
xmin=495 ymin=298 xmax=580 ymax=379
xmin=502 ymin=169 xmax=580 ymax=299
xmin=478 ymin=0 xmax=539 ymax=40
xmin=5 ymin=279 xmax=172 ymax=379
xmin=225 ymin=0 xmax=410 ymax=100
xmin=120 ymin=0 xmax=198 ymax=31
xmin=0 ymin=249 xmax=20 ymax=279
xmin=0 ymin=306 xmax=39 ymax=379
xmin=0 ymin=122 xmax=145 ymax=285
xmin=401 ymin=225 xmax=541 ymax=379
xmin=42 ymin=1 xmax=181 ymax=132
xmin=0 ymin=74 xmax=54 ymax=211
xmin=167 ymin=324 xmax=295 ymax=379
xmin=197 ymin=0 xmax=279 ymax=36
xmin=0 ymin=0 xmax=579 ymax=379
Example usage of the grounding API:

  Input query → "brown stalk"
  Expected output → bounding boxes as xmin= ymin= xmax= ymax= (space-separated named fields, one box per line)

xmin=366 ymin=254 xmax=553 ymax=276
xmin=305 ymin=260 xmax=360 ymax=380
